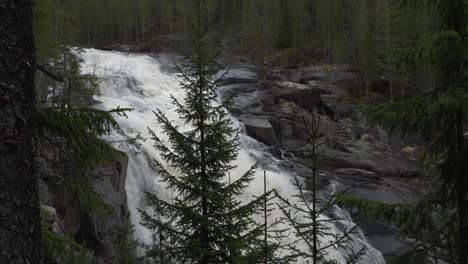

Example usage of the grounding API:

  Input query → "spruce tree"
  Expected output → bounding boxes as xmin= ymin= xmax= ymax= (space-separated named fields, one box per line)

xmin=114 ymin=213 xmax=142 ymax=264
xmin=277 ymin=114 xmax=366 ymax=264
xmin=339 ymin=0 xmax=468 ymax=263
xmin=140 ymin=1 xmax=263 ymax=263
xmin=251 ymin=172 xmax=291 ymax=264
xmin=36 ymin=51 xmax=131 ymax=217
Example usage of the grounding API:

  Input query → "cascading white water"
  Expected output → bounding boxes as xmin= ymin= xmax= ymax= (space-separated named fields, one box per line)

xmin=77 ymin=48 xmax=386 ymax=264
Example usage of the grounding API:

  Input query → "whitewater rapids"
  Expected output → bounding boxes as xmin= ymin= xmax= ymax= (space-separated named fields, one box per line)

xmin=77 ymin=48 xmax=385 ymax=264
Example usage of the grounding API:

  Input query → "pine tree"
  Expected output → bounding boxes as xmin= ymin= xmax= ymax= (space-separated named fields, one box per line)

xmin=139 ymin=1 xmax=264 ymax=263
xmin=257 ymin=171 xmax=291 ymax=264
xmin=277 ymin=113 xmax=366 ymax=264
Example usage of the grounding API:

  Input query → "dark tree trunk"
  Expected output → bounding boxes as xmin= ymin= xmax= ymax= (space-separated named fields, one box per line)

xmin=0 ymin=1 xmax=42 ymax=263
xmin=456 ymin=114 xmax=467 ymax=264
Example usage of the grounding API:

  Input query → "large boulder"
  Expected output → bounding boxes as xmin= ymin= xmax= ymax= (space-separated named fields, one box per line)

xmin=308 ymin=80 xmax=349 ymax=97
xmin=218 ymin=68 xmax=257 ymax=86
xmin=270 ymin=118 xmax=309 ymax=148
xmin=289 ymin=66 xmax=326 ymax=83
xmin=274 ymin=88 xmax=325 ymax=114
xmin=275 ymin=81 xmax=310 ymax=90
xmin=220 ymin=77 xmax=258 ymax=86
xmin=287 ymin=65 xmax=354 ymax=84
xmin=353 ymin=214 xmax=413 ymax=260
xmin=322 ymin=99 xmax=358 ymax=121
xmin=240 ymin=115 xmax=278 ymax=146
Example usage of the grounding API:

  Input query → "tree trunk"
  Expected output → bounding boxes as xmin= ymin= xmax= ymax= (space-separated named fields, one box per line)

xmin=312 ymin=124 xmax=318 ymax=264
xmin=264 ymin=171 xmax=268 ymax=264
xmin=0 ymin=1 xmax=42 ymax=263
xmin=456 ymin=114 xmax=467 ymax=264
xmin=384 ymin=0 xmax=393 ymax=101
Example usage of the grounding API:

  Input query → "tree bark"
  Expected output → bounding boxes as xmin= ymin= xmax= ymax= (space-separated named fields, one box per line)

xmin=456 ymin=114 xmax=467 ymax=264
xmin=0 ymin=1 xmax=42 ymax=263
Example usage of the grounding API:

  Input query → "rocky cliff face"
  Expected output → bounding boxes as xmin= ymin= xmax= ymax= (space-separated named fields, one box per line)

xmin=218 ymin=63 xmax=424 ymax=259
xmin=39 ymin=152 xmax=129 ymax=263
xmin=36 ymin=66 xmax=130 ymax=263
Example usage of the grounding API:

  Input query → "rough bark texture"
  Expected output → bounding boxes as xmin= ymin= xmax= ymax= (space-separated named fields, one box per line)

xmin=0 ymin=1 xmax=42 ymax=263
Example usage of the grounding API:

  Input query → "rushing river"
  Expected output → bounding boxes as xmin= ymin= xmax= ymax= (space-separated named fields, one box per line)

xmin=77 ymin=48 xmax=385 ymax=264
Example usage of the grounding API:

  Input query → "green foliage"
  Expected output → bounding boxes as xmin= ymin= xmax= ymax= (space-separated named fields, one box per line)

xmin=336 ymin=193 xmax=436 ymax=238
xmin=36 ymin=104 xmax=130 ymax=217
xmin=346 ymin=0 xmax=468 ymax=262
xmin=42 ymin=228 xmax=93 ymax=264
xmin=36 ymin=48 xmax=132 ymax=218
xmin=140 ymin=1 xmax=265 ymax=263
xmin=362 ymin=90 xmax=468 ymax=136
xmin=398 ymin=31 xmax=466 ymax=72
xmin=34 ymin=0 xmax=82 ymax=61
xmin=140 ymin=194 xmax=177 ymax=264
xmin=277 ymin=114 xmax=366 ymax=264
xmin=37 ymin=106 xmax=129 ymax=169
xmin=250 ymin=172 xmax=291 ymax=264
xmin=35 ymin=0 xmax=60 ymax=61
xmin=34 ymin=3 xmax=139 ymax=263
xmin=41 ymin=209 xmax=93 ymax=264
xmin=114 ymin=214 xmax=143 ymax=264
xmin=277 ymin=179 xmax=366 ymax=264
xmin=34 ymin=0 xmax=438 ymax=97
xmin=67 ymin=178 xmax=115 ymax=217
xmin=337 ymin=187 xmax=458 ymax=264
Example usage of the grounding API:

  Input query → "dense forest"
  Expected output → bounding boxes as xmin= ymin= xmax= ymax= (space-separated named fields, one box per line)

xmin=1 ymin=0 xmax=467 ymax=263
xmin=35 ymin=0 xmax=434 ymax=99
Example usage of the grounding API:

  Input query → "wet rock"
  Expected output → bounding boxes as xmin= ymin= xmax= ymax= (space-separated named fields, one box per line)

xmin=310 ymin=80 xmax=349 ymax=97
xmin=353 ymin=214 xmax=413 ymax=259
xmin=265 ymin=69 xmax=289 ymax=82
xmin=270 ymin=118 xmax=309 ymax=147
xmin=276 ymin=81 xmax=310 ymax=90
xmin=400 ymin=146 xmax=416 ymax=155
xmin=72 ymin=95 xmax=101 ymax=108
xmin=240 ymin=115 xmax=278 ymax=146
xmin=219 ymin=65 xmax=422 ymax=260
xmin=220 ymin=77 xmax=258 ymax=86
xmin=288 ymin=66 xmax=326 ymax=83
xmin=328 ymin=71 xmax=355 ymax=85
xmin=322 ymin=99 xmax=358 ymax=121
xmin=267 ymin=146 xmax=283 ymax=159
xmin=274 ymin=88 xmax=324 ymax=114
xmin=334 ymin=168 xmax=377 ymax=177
xmin=87 ymin=156 xmax=129 ymax=263
xmin=38 ymin=152 xmax=129 ymax=264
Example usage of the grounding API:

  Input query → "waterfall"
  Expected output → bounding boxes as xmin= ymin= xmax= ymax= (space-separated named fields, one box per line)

xmin=77 ymin=48 xmax=385 ymax=264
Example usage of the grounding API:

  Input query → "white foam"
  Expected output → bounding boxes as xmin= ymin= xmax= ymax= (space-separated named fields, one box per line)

xmin=77 ymin=49 xmax=385 ymax=264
